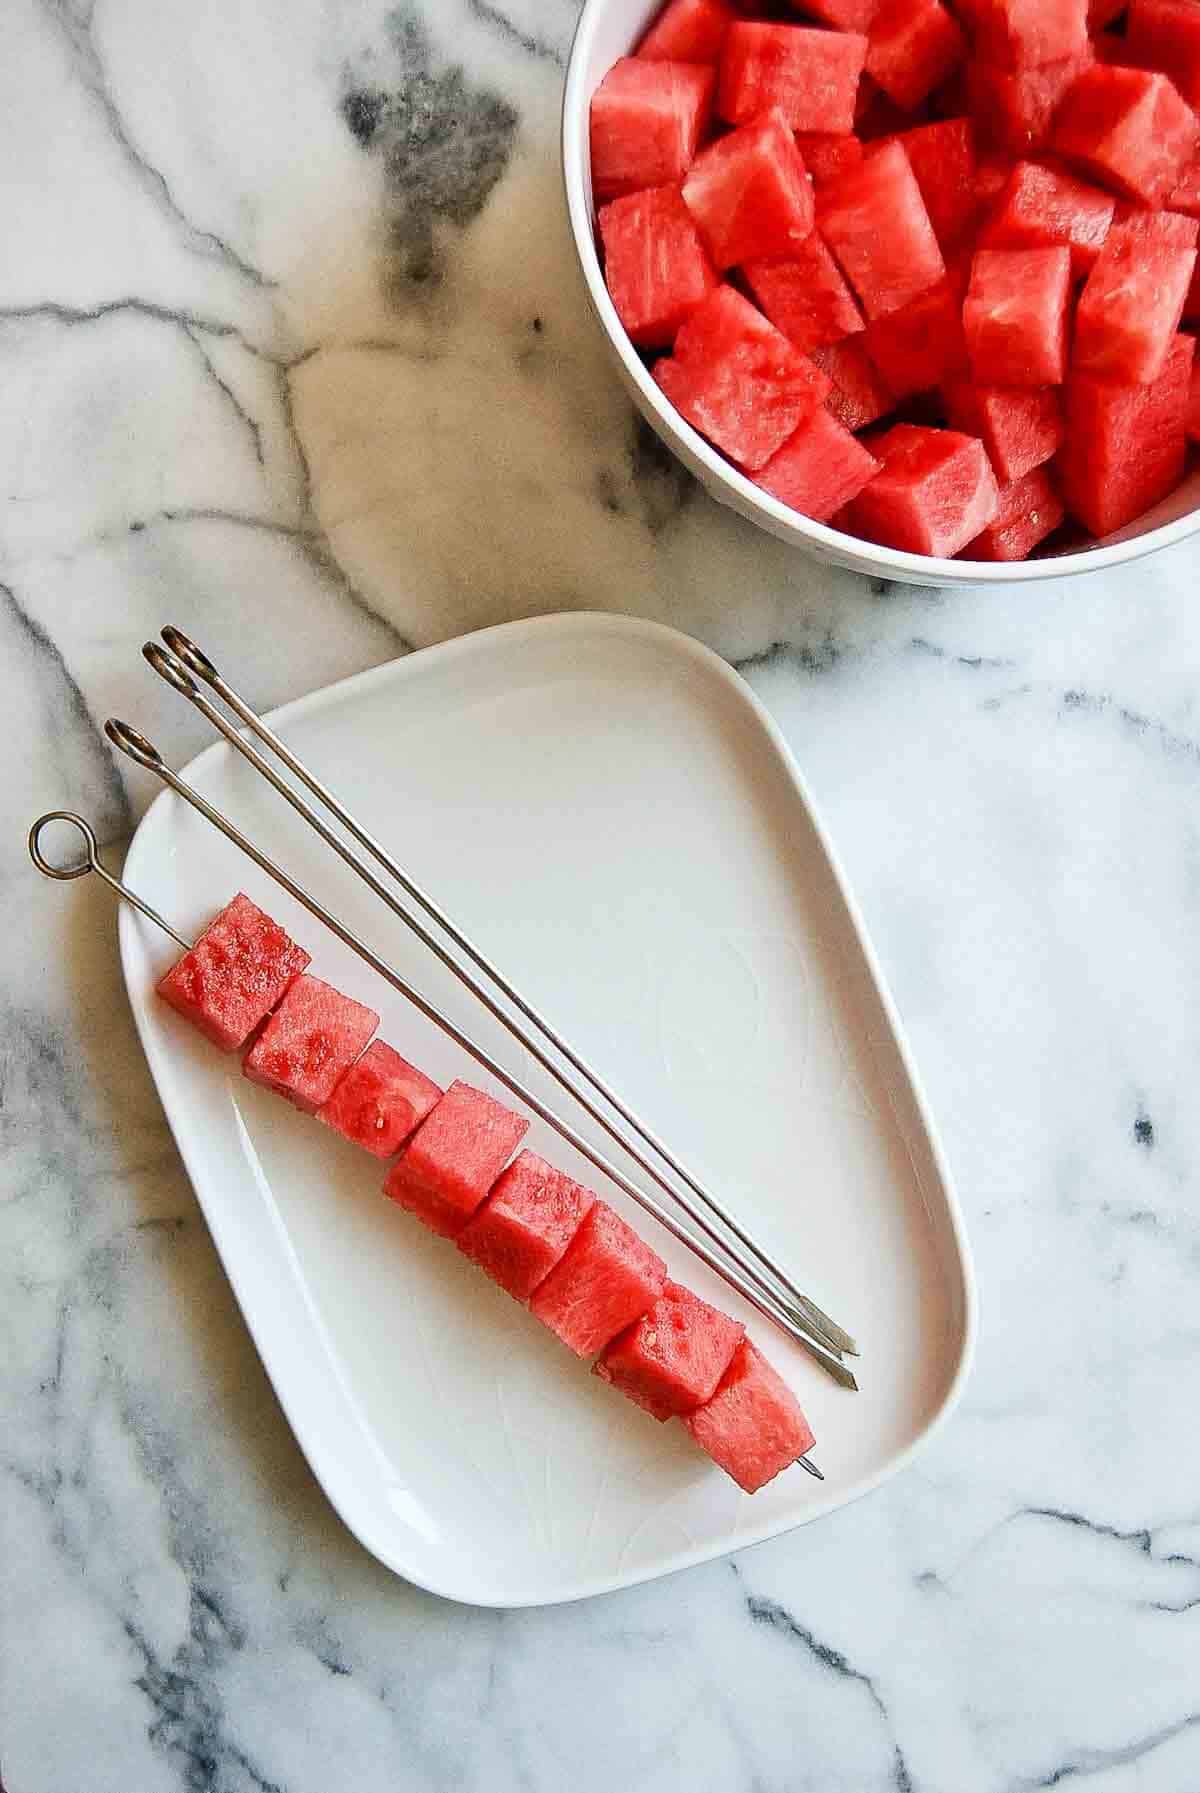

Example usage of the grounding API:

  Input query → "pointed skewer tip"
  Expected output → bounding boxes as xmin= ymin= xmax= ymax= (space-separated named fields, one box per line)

xmin=797 ymin=1455 xmax=824 ymax=1480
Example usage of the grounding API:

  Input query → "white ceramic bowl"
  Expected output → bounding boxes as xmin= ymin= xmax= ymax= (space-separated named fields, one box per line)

xmin=561 ymin=0 xmax=1200 ymax=587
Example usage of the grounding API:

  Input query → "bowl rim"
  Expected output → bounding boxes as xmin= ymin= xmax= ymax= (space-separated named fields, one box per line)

xmin=560 ymin=0 xmax=1200 ymax=585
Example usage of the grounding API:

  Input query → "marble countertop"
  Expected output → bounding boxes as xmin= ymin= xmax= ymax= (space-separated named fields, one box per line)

xmin=5 ymin=2 xmax=1200 ymax=1788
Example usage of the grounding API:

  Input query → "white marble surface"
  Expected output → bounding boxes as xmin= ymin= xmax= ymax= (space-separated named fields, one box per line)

xmin=4 ymin=2 xmax=1200 ymax=1788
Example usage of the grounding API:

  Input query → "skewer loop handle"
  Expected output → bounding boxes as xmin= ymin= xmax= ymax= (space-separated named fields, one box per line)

xmin=28 ymin=810 xmax=101 ymax=881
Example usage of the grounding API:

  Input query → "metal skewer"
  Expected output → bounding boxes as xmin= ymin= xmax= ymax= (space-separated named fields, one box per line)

xmin=153 ymin=626 xmax=857 ymax=1361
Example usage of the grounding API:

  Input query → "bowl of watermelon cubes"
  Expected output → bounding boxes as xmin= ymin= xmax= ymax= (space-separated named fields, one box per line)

xmin=562 ymin=0 xmax=1200 ymax=582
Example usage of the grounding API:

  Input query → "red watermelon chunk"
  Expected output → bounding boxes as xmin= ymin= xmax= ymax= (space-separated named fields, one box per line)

xmin=942 ymin=380 xmax=1063 ymax=482
xmin=681 ymin=112 xmax=814 ymax=269
xmin=896 ymin=118 xmax=978 ymax=251
xmin=654 ymin=284 xmax=830 ymax=468
xmin=1074 ymin=233 xmax=1196 ymax=383
xmin=1108 ymin=209 xmax=1200 ymax=250
xmin=812 ymin=336 xmax=897 ymax=429
xmin=964 ymin=245 xmax=1071 ymax=386
xmin=317 ymin=1040 xmax=441 ymax=1158
xmin=866 ymin=0 xmax=966 ymax=112
xmin=243 ymin=975 xmax=378 ymax=1113
xmin=980 ymin=160 xmax=1114 ymax=276
xmin=1168 ymin=154 xmax=1200 ymax=221
xmin=382 ymin=1080 xmax=529 ymax=1237
xmin=958 ymin=0 xmax=1088 ymax=69
xmin=594 ymin=1281 xmax=745 ymax=1419
xmin=684 ymin=1339 xmax=816 ymax=1493
xmin=791 ymin=0 xmax=879 ymax=30
xmin=754 ymin=405 xmax=881 ymax=519
xmin=529 ymin=1201 xmax=667 ymax=1357
xmin=1052 ymin=65 xmax=1200 ymax=208
xmin=795 ymin=132 xmax=865 ymax=188
xmin=863 ymin=275 xmax=968 ymax=397
xmin=590 ymin=58 xmax=715 ymax=201
xmin=718 ymin=22 xmax=868 ymax=133
xmin=845 ymin=423 xmax=1000 ymax=553
xmin=818 ymin=140 xmax=946 ymax=319
xmin=638 ymin=0 xmax=735 ymax=63
xmin=1058 ymin=332 xmax=1195 ymax=533
xmin=964 ymin=465 xmax=1066 ymax=557
xmin=456 ymin=1150 xmax=595 ymax=1300
xmin=743 ymin=237 xmax=864 ymax=354
xmin=599 ymin=184 xmax=717 ymax=348
xmin=156 ymin=892 xmax=310 ymax=1052
xmin=1188 ymin=362 xmax=1200 ymax=440
xmin=1125 ymin=0 xmax=1200 ymax=110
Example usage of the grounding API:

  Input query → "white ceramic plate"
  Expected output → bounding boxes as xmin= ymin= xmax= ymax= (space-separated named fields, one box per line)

xmin=120 ymin=614 xmax=975 ymax=1606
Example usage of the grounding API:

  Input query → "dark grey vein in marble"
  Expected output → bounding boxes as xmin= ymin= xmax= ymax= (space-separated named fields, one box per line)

xmin=182 ymin=327 xmax=267 ymax=468
xmin=465 ymin=0 xmax=566 ymax=66
xmin=1012 ymin=1711 xmax=1200 ymax=1791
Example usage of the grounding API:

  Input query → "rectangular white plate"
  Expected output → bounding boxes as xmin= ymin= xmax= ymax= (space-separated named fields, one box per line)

xmin=121 ymin=613 xmax=975 ymax=1607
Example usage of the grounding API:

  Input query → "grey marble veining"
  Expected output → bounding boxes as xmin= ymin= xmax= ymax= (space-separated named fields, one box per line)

xmin=4 ymin=2 xmax=1200 ymax=1789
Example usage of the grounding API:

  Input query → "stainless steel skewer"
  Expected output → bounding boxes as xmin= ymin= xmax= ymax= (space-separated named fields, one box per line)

xmin=26 ymin=807 xmax=828 ymax=1481
xmin=154 ymin=625 xmax=857 ymax=1361
xmin=143 ymin=639 xmax=851 ymax=1366
xmin=97 ymin=725 xmax=856 ymax=1398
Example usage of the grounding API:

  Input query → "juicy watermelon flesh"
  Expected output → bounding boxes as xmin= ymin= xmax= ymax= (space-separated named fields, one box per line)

xmin=965 ymin=465 xmax=1066 ymax=558
xmin=1073 ymin=236 xmax=1196 ymax=384
xmin=796 ymin=0 xmax=878 ymax=30
xmin=895 ymin=118 xmax=978 ymax=251
xmin=684 ymin=1340 xmax=816 ymax=1493
xmin=863 ymin=276 xmax=968 ymax=398
xmin=382 ymin=1080 xmax=529 ymax=1237
xmin=743 ymin=237 xmax=864 ymax=355
xmin=755 ymin=404 xmax=880 ymax=520
xmin=795 ymin=132 xmax=865 ymax=188
xmin=156 ymin=892 xmax=310 ymax=1053
xmin=813 ymin=336 xmax=897 ymax=430
xmin=980 ymin=160 xmax=1114 ymax=276
xmin=1052 ymin=65 xmax=1200 ymax=208
xmin=942 ymin=380 xmax=1063 ymax=483
xmin=866 ymin=0 xmax=966 ymax=113
xmin=964 ymin=245 xmax=1071 ymax=386
xmin=529 ymin=1201 xmax=667 ymax=1357
xmin=590 ymin=58 xmax=715 ymax=201
xmin=718 ymin=22 xmax=867 ymax=133
xmin=681 ymin=110 xmax=814 ymax=268
xmin=968 ymin=52 xmax=1094 ymax=156
xmin=637 ymin=0 xmax=733 ymax=64
xmin=456 ymin=1150 xmax=595 ymax=1300
xmin=594 ymin=1281 xmax=746 ymax=1420
xmin=316 ymin=1039 xmax=441 ymax=1159
xmin=599 ymin=184 xmax=716 ymax=348
xmin=975 ymin=150 xmax=1016 ymax=209
xmin=819 ymin=141 xmax=946 ymax=320
xmin=1058 ymin=333 xmax=1194 ymax=535
xmin=846 ymin=423 xmax=1001 ymax=553
xmin=243 ymin=975 xmax=378 ymax=1113
xmin=958 ymin=0 xmax=1088 ymax=69
xmin=1188 ymin=363 xmax=1200 ymax=442
xmin=1125 ymin=0 xmax=1200 ymax=110
xmin=1109 ymin=209 xmax=1200 ymax=250
xmin=1169 ymin=154 xmax=1200 ymax=221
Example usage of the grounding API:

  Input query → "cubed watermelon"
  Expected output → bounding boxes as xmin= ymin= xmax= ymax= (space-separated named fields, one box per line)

xmin=1169 ymin=153 xmax=1200 ymax=221
xmin=243 ymin=975 xmax=378 ymax=1113
xmin=156 ymin=893 xmax=310 ymax=1052
xmin=684 ymin=1339 xmax=816 ymax=1493
xmin=964 ymin=245 xmax=1071 ymax=386
xmin=1125 ymin=0 xmax=1200 ymax=109
xmin=942 ymin=380 xmax=1064 ymax=482
xmin=638 ymin=0 xmax=734 ymax=63
xmin=818 ymin=140 xmax=946 ymax=318
xmin=866 ymin=0 xmax=965 ymax=112
xmin=743 ymin=237 xmax=864 ymax=354
xmin=754 ymin=405 xmax=881 ymax=519
xmin=681 ymin=111 xmax=814 ymax=268
xmin=979 ymin=160 xmax=1115 ymax=276
xmin=1074 ymin=233 xmax=1196 ymax=382
xmin=594 ymin=1281 xmax=745 ymax=1419
xmin=590 ymin=58 xmax=715 ymax=201
xmin=316 ymin=1040 xmax=441 ymax=1158
xmin=795 ymin=132 xmax=866 ymax=188
xmin=968 ymin=51 xmax=1093 ymax=157
xmin=895 ymin=118 xmax=977 ymax=250
xmin=863 ymin=275 xmax=968 ymax=396
xmin=791 ymin=0 xmax=879 ymax=30
xmin=812 ymin=336 xmax=897 ymax=429
xmin=718 ymin=22 xmax=868 ymax=133
xmin=963 ymin=465 xmax=1066 ymax=557
xmin=529 ymin=1201 xmax=667 ymax=1357
xmin=1058 ymin=332 xmax=1195 ymax=533
xmin=844 ymin=423 xmax=1001 ymax=553
xmin=1052 ymin=65 xmax=1200 ymax=208
xmin=958 ymin=0 xmax=1088 ymax=68
xmin=654 ymin=284 xmax=831 ymax=468
xmin=456 ymin=1150 xmax=595 ymax=1300
xmin=1108 ymin=209 xmax=1200 ymax=250
xmin=599 ymin=184 xmax=717 ymax=348
xmin=382 ymin=1080 xmax=529 ymax=1237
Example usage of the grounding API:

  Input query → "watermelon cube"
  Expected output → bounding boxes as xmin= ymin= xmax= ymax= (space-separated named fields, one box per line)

xmin=958 ymin=0 xmax=1088 ymax=68
xmin=316 ymin=1040 xmax=441 ymax=1158
xmin=795 ymin=132 xmax=865 ymax=189
xmin=718 ymin=22 xmax=867 ymax=133
xmin=818 ymin=140 xmax=946 ymax=319
xmin=681 ymin=111 xmax=814 ymax=268
xmin=1073 ymin=233 xmax=1197 ymax=383
xmin=1052 ymin=66 xmax=1200 ymax=208
xmin=743 ymin=237 xmax=864 ymax=355
xmin=963 ymin=465 xmax=1065 ymax=558
xmin=754 ymin=405 xmax=881 ymax=520
xmin=812 ymin=336 xmax=896 ymax=429
xmin=1108 ymin=209 xmax=1200 ymax=251
xmin=590 ymin=59 xmax=715 ymax=201
xmin=942 ymin=380 xmax=1063 ymax=482
xmin=382 ymin=1080 xmax=528 ymax=1237
xmin=243 ymin=975 xmax=378 ymax=1113
xmin=529 ymin=1201 xmax=667 ymax=1357
xmin=654 ymin=284 xmax=831 ymax=468
xmin=1169 ymin=154 xmax=1200 ymax=222
xmin=979 ymin=161 xmax=1115 ymax=277
xmin=1058 ymin=332 xmax=1195 ymax=534
xmin=844 ymin=423 xmax=1001 ymax=553
xmin=791 ymin=0 xmax=878 ymax=30
xmin=866 ymin=0 xmax=965 ymax=112
xmin=968 ymin=52 xmax=1093 ymax=157
xmin=1188 ymin=362 xmax=1200 ymax=441
xmin=1125 ymin=0 xmax=1200 ymax=110
xmin=156 ymin=892 xmax=310 ymax=1052
xmin=599 ymin=185 xmax=716 ymax=349
xmin=895 ymin=118 xmax=977 ymax=251
xmin=863 ymin=275 xmax=968 ymax=398
xmin=638 ymin=0 xmax=734 ymax=64
xmin=964 ymin=246 xmax=1071 ymax=386
xmin=594 ymin=1281 xmax=745 ymax=1419
xmin=456 ymin=1150 xmax=595 ymax=1300
xmin=684 ymin=1339 xmax=816 ymax=1493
